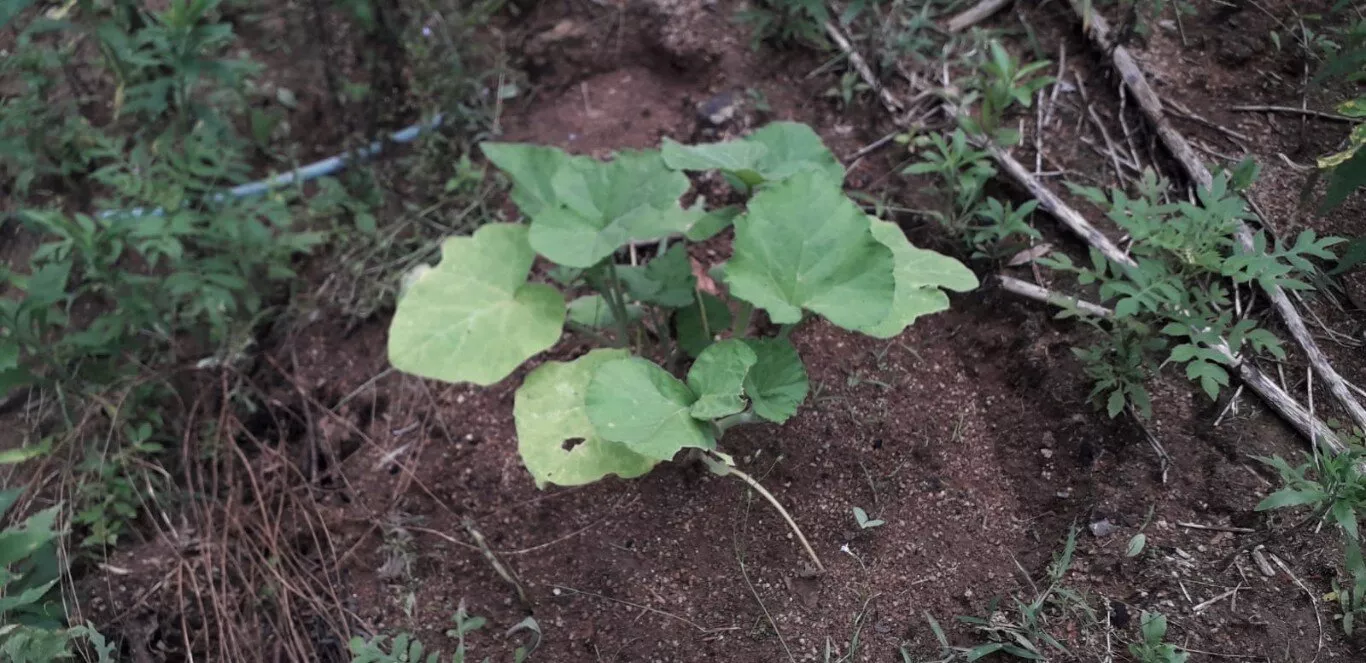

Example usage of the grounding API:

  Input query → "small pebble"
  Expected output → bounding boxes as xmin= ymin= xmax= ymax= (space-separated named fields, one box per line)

xmin=1089 ymin=519 xmax=1119 ymax=538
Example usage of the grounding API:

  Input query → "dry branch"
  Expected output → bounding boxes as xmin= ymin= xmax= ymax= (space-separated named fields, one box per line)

xmin=947 ymin=0 xmax=1013 ymax=32
xmin=989 ymin=143 xmax=1133 ymax=267
xmin=1230 ymin=104 xmax=1354 ymax=123
xmin=820 ymin=18 xmax=1345 ymax=453
xmin=1065 ymin=0 xmax=1366 ymax=437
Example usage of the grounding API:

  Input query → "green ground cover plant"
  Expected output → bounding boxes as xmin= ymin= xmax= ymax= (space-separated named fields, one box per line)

xmin=1042 ymin=168 xmax=1340 ymax=418
xmin=386 ymin=122 xmax=977 ymax=567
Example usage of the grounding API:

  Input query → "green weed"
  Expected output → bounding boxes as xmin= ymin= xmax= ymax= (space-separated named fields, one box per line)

xmin=1128 ymin=612 xmax=1189 ymax=663
xmin=1042 ymin=168 xmax=1340 ymax=417
xmin=961 ymin=40 xmax=1053 ymax=145
xmin=348 ymin=603 xmax=541 ymax=663
xmin=737 ymin=0 xmax=831 ymax=49
xmin=851 ymin=506 xmax=885 ymax=529
xmin=902 ymin=129 xmax=1041 ymax=257
xmin=1256 ymin=443 xmax=1366 ymax=634
xmin=0 ymin=488 xmax=116 ymax=662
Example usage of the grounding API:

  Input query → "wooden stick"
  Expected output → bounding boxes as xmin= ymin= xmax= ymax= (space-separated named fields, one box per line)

xmin=947 ymin=0 xmax=1013 ymax=32
xmin=1230 ymin=104 xmax=1354 ymax=123
xmin=1066 ymin=0 xmax=1366 ymax=436
xmin=989 ymin=143 xmax=1134 ymax=267
xmin=997 ymin=274 xmax=1114 ymax=318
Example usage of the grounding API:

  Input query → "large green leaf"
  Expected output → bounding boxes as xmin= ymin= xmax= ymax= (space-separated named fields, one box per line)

xmin=862 ymin=218 xmax=978 ymax=338
xmin=482 ymin=143 xmax=695 ymax=267
xmin=585 ymin=357 xmax=715 ymax=460
xmin=0 ymin=507 xmax=58 ymax=567
xmin=514 ymin=349 xmax=657 ymax=488
xmin=676 ymin=292 xmax=732 ymax=357
xmin=566 ymin=295 xmax=641 ymax=330
xmin=387 ymin=224 xmax=565 ymax=386
xmin=1324 ymin=146 xmax=1366 ymax=212
xmin=481 ymin=143 xmax=582 ymax=216
xmin=661 ymin=122 xmax=844 ymax=188
xmin=617 ymin=244 xmax=695 ymax=308
xmin=724 ymin=171 xmax=895 ymax=329
xmin=742 ymin=339 xmax=808 ymax=423
xmin=747 ymin=122 xmax=845 ymax=184
xmin=661 ymin=139 xmax=769 ymax=185
xmin=687 ymin=340 xmax=758 ymax=420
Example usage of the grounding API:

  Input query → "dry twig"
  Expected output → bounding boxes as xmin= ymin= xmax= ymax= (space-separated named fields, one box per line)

xmin=1230 ymin=104 xmax=1354 ymax=123
xmin=947 ymin=0 xmax=1012 ymax=32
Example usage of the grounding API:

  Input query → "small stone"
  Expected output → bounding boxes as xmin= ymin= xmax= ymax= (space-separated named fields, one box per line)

xmin=1089 ymin=519 xmax=1119 ymax=538
xmin=1041 ymin=448 xmax=1054 ymax=459
xmin=697 ymin=90 xmax=740 ymax=127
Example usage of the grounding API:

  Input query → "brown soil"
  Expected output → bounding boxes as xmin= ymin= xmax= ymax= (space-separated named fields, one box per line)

xmin=47 ymin=0 xmax=1366 ymax=661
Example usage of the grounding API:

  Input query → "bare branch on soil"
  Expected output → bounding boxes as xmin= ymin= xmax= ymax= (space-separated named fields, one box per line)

xmin=947 ymin=0 xmax=1013 ymax=33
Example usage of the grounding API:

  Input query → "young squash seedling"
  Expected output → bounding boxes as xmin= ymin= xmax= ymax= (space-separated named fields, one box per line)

xmin=386 ymin=122 xmax=977 ymax=570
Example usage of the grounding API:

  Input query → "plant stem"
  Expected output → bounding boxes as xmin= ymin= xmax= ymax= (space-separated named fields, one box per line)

xmin=604 ymin=262 xmax=633 ymax=349
xmin=565 ymin=322 xmax=614 ymax=347
xmin=695 ymin=287 xmax=713 ymax=340
xmin=715 ymin=410 xmax=758 ymax=435
xmin=713 ymin=454 xmax=825 ymax=573
xmin=732 ymin=301 xmax=753 ymax=338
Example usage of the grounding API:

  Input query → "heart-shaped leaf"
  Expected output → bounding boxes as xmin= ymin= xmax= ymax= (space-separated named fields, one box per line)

xmin=514 ymin=349 xmax=657 ymax=488
xmin=585 ymin=357 xmax=715 ymax=460
xmin=388 ymin=223 xmax=565 ymax=386
xmin=687 ymin=339 xmax=758 ymax=420
xmin=725 ymin=171 xmax=895 ymax=329
xmin=861 ymin=218 xmax=978 ymax=338
xmin=746 ymin=121 xmax=846 ymax=184
xmin=482 ymin=144 xmax=695 ymax=267
xmin=742 ymin=338 xmax=808 ymax=423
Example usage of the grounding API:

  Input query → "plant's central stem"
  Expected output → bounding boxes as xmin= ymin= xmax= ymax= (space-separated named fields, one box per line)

xmin=714 ymin=410 xmax=758 ymax=436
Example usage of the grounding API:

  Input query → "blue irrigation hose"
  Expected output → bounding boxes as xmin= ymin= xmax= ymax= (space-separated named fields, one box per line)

xmin=101 ymin=113 xmax=446 ymax=220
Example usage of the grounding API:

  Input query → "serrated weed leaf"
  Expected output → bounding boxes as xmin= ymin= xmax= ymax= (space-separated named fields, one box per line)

xmin=687 ymin=339 xmax=758 ymax=420
xmin=388 ymin=224 xmax=564 ymax=386
xmin=862 ymin=218 xmax=977 ymax=337
xmin=742 ymin=338 xmax=809 ymax=423
xmin=725 ymin=171 xmax=895 ymax=329
xmin=585 ymin=357 xmax=715 ymax=460
xmin=482 ymin=143 xmax=694 ymax=267
xmin=513 ymin=349 xmax=657 ymax=488
xmin=662 ymin=122 xmax=844 ymax=188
